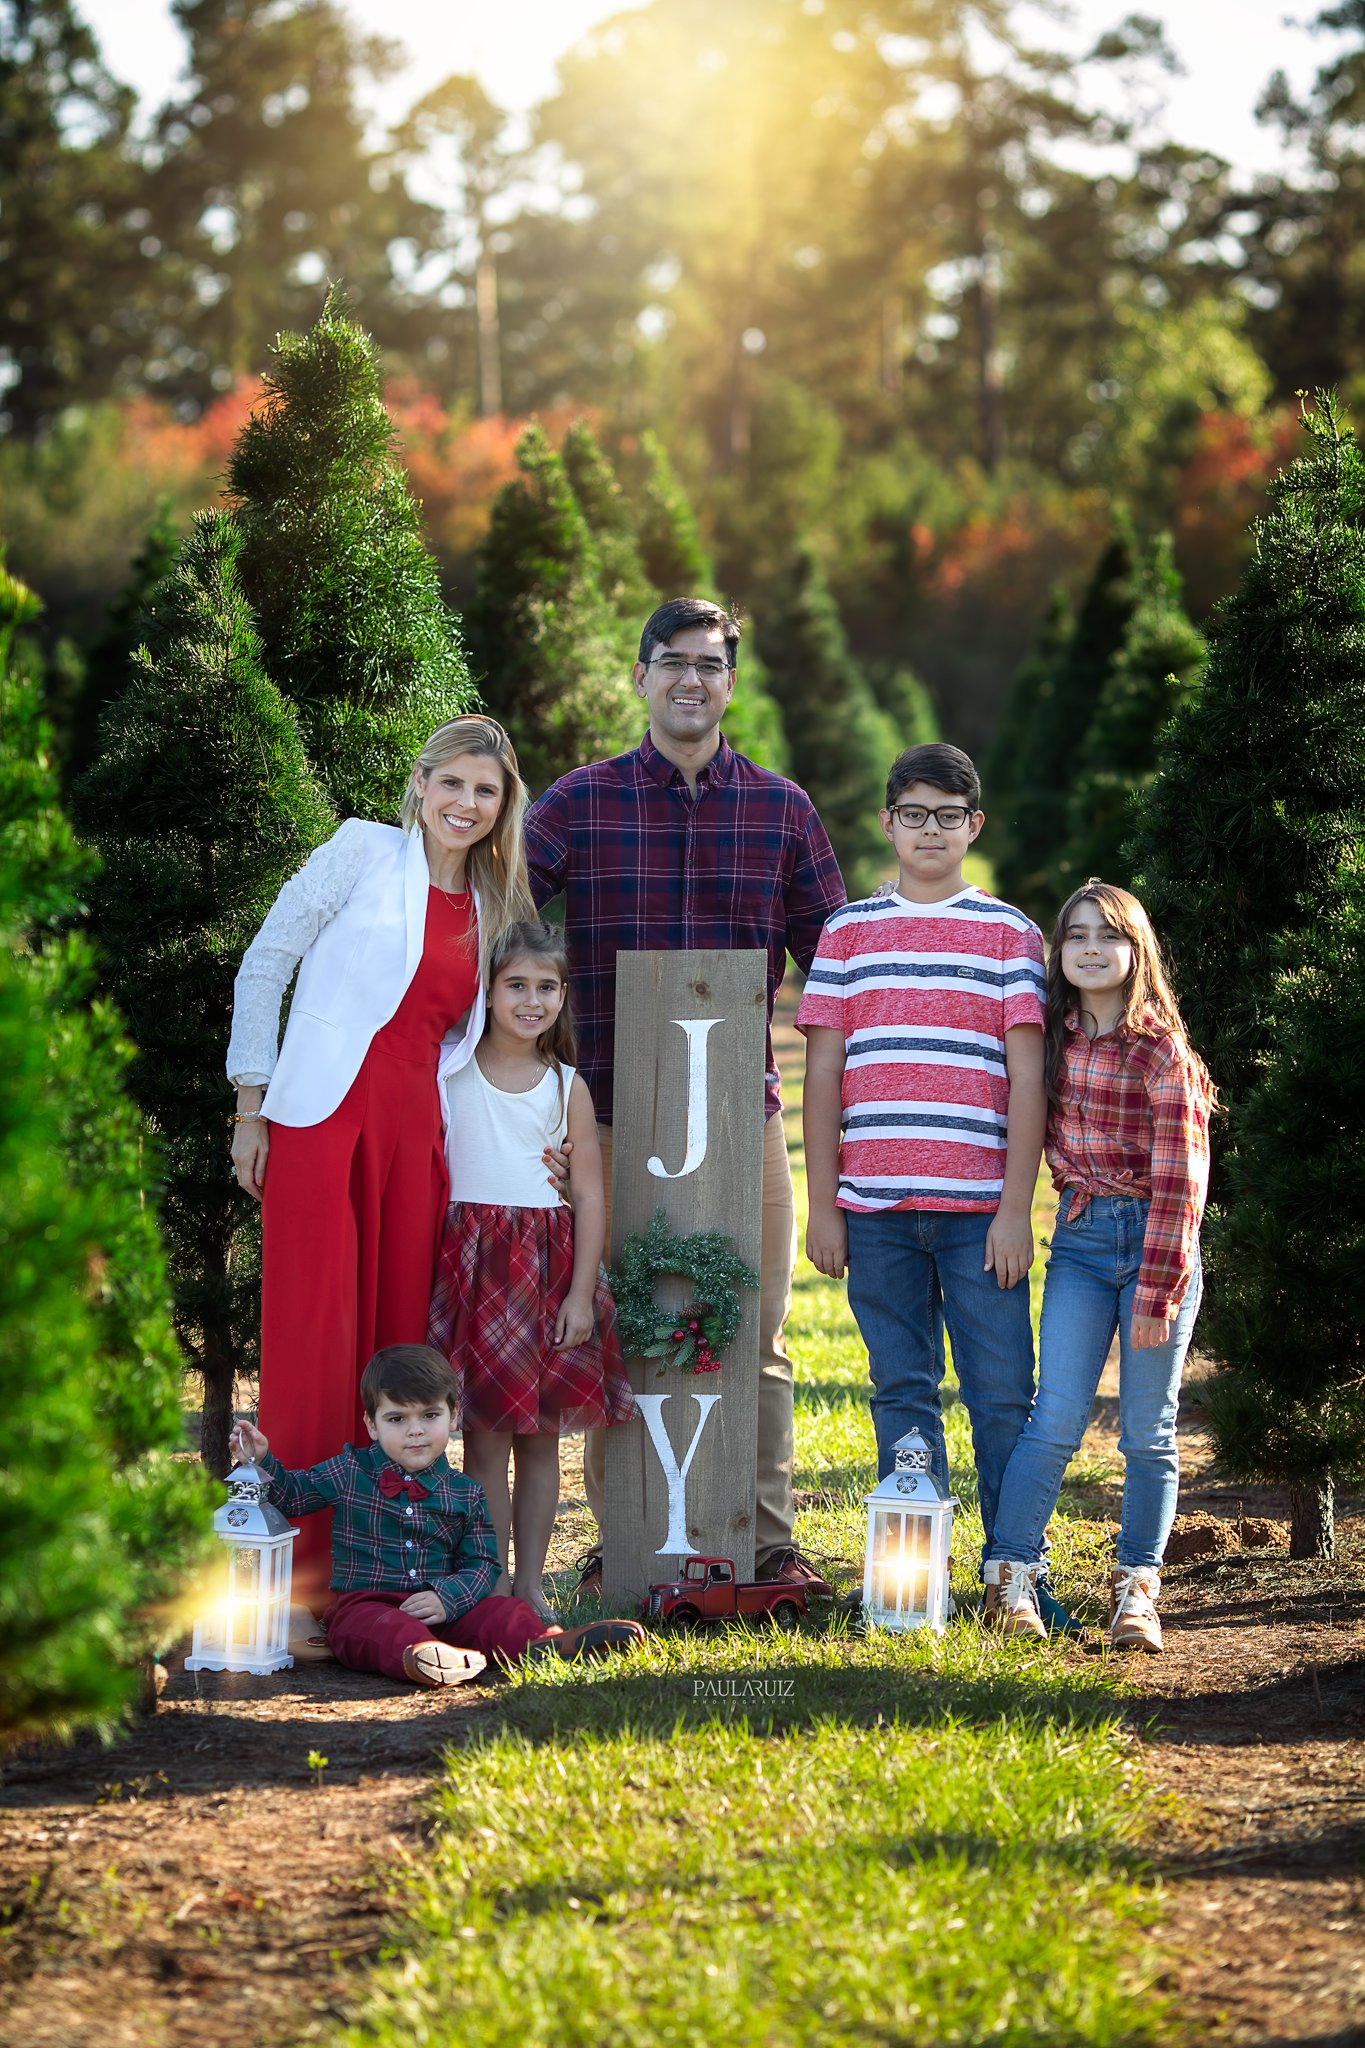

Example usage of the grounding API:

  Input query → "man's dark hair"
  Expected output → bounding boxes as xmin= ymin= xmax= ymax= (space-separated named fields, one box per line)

xmin=886 ymin=742 xmax=981 ymax=812
xmin=638 ymin=597 xmax=741 ymax=670
xmin=360 ymin=1344 xmax=458 ymax=1417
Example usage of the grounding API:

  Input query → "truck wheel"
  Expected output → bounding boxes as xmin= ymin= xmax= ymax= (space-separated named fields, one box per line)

xmin=771 ymin=1599 xmax=801 ymax=1632
xmin=670 ymin=1604 xmax=701 ymax=1631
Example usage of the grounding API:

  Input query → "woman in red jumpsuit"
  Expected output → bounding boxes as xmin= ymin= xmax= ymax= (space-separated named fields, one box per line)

xmin=228 ymin=716 xmax=533 ymax=1621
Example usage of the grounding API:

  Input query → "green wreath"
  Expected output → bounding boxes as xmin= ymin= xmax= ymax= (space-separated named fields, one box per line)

xmin=610 ymin=1209 xmax=759 ymax=1376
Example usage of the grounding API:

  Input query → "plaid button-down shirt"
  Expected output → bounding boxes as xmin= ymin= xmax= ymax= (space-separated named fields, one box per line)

xmin=525 ymin=732 xmax=846 ymax=1122
xmin=260 ymin=1443 xmax=500 ymax=1621
xmin=1047 ymin=1012 xmax=1212 ymax=1321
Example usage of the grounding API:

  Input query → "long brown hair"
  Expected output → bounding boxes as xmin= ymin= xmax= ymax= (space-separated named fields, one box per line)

xmin=485 ymin=921 xmax=577 ymax=1123
xmin=400 ymin=715 xmax=534 ymax=984
xmin=1045 ymin=880 xmax=1215 ymax=1110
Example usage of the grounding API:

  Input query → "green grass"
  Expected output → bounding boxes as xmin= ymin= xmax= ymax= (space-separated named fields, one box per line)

xmin=337 ymin=971 xmax=1170 ymax=2048
xmin=340 ymin=1631 xmax=1164 ymax=2048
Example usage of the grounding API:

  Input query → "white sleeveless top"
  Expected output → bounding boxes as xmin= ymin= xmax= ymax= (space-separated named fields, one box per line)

xmin=444 ymin=1054 xmax=571 ymax=1209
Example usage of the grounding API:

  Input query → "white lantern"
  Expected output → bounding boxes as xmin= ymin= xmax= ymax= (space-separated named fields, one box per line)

xmin=186 ymin=1459 xmax=296 ymax=1675
xmin=862 ymin=1429 xmax=956 ymax=1633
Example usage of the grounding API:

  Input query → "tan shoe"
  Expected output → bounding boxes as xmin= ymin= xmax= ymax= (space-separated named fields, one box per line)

xmin=982 ymin=1559 xmax=1047 ymax=1641
xmin=402 ymin=1641 xmax=488 ymax=1688
xmin=1107 ymin=1568 xmax=1163 ymax=1653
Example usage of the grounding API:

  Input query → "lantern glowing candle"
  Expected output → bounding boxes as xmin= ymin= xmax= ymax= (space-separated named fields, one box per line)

xmin=186 ymin=1458 xmax=296 ymax=1675
xmin=862 ymin=1429 xmax=956 ymax=1633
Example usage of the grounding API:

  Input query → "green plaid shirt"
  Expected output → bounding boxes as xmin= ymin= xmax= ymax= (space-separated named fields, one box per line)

xmin=261 ymin=1443 xmax=501 ymax=1622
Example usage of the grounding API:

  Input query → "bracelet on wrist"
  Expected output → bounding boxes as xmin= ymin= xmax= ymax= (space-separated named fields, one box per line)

xmin=232 ymin=1110 xmax=265 ymax=1124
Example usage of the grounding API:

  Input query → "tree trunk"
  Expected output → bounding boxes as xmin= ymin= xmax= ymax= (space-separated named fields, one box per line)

xmin=475 ymin=241 xmax=502 ymax=419
xmin=198 ymin=1311 xmax=240 ymax=1480
xmin=1288 ymin=1475 xmax=1335 ymax=1559
xmin=881 ymin=292 xmax=905 ymax=395
xmin=972 ymin=231 xmax=1004 ymax=475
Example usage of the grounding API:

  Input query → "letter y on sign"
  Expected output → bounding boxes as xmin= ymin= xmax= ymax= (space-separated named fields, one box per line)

xmin=634 ymin=1393 xmax=722 ymax=1554
xmin=647 ymin=1018 xmax=721 ymax=1179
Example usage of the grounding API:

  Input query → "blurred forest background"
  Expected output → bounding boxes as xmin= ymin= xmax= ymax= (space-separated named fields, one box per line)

xmin=6 ymin=0 xmax=1364 ymax=820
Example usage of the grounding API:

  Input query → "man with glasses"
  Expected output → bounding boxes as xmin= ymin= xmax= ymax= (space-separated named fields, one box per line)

xmin=524 ymin=596 xmax=846 ymax=1599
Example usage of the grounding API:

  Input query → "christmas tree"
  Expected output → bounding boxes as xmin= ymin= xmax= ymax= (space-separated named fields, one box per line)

xmin=1200 ymin=856 xmax=1365 ymax=1558
xmin=465 ymin=421 xmax=637 ymax=793
xmin=986 ymin=585 xmax=1073 ymax=896
xmin=1129 ymin=395 xmax=1365 ymax=1119
xmin=757 ymin=540 xmax=896 ymax=895
xmin=631 ymin=429 xmax=713 ymax=595
xmin=0 ymin=563 xmax=209 ymax=1740
xmin=226 ymin=286 xmax=475 ymax=819
xmin=994 ymin=520 xmax=1138 ymax=921
xmin=1056 ymin=535 xmax=1204 ymax=895
xmin=65 ymin=499 xmax=181 ymax=784
xmin=871 ymin=665 xmax=941 ymax=751
xmin=74 ymin=511 xmax=336 ymax=1479
xmin=561 ymin=419 xmax=655 ymax=628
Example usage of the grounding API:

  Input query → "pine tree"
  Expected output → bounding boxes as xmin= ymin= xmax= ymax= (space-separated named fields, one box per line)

xmin=1129 ymin=394 xmax=1365 ymax=1557
xmin=0 ymin=563 xmax=210 ymax=1741
xmin=870 ymin=665 xmax=941 ymax=750
xmin=995 ymin=519 xmax=1138 ymax=922
xmin=1128 ymin=395 xmax=1365 ymax=1121
xmin=631 ymin=429 xmax=713 ymax=595
xmin=1199 ymin=856 xmax=1365 ymax=1559
xmin=65 ymin=499 xmax=181 ymax=783
xmin=561 ymin=419 xmax=655 ymax=627
xmin=1056 ymin=535 xmax=1204 ymax=895
xmin=226 ymin=286 xmax=475 ymax=819
xmin=74 ymin=511 xmax=336 ymax=1480
xmin=757 ymin=540 xmax=897 ymax=895
xmin=986 ymin=585 xmax=1073 ymax=897
xmin=465 ymin=422 xmax=637 ymax=793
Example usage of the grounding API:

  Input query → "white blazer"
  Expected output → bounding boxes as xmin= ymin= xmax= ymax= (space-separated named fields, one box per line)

xmin=226 ymin=818 xmax=484 ymax=1129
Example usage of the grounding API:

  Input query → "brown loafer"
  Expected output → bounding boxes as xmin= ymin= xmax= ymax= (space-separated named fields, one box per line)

xmin=526 ymin=1618 xmax=649 ymax=1663
xmin=402 ymin=1641 xmax=488 ymax=1688
xmin=754 ymin=1546 xmax=835 ymax=1599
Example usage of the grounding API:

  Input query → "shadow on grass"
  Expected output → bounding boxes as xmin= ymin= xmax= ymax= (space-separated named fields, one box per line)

xmin=490 ymin=1636 xmax=1127 ymax=1748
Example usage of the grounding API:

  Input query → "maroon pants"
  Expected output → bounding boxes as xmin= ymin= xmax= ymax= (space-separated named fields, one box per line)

xmin=325 ymin=1589 xmax=558 ymax=1680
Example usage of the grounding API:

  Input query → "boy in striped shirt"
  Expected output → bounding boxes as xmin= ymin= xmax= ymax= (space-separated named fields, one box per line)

xmin=796 ymin=743 xmax=1047 ymax=1551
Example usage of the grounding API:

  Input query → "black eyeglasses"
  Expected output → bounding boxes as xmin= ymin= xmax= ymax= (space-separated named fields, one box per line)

xmin=649 ymin=654 xmax=732 ymax=681
xmin=888 ymin=803 xmax=971 ymax=830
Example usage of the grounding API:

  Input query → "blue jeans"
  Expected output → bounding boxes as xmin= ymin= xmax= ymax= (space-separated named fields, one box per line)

xmin=990 ymin=1194 xmax=1203 ymax=1571
xmin=844 ymin=1206 xmax=1035 ymax=1551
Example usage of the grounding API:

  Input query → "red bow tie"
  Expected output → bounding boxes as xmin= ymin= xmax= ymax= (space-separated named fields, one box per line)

xmin=378 ymin=1466 xmax=426 ymax=1501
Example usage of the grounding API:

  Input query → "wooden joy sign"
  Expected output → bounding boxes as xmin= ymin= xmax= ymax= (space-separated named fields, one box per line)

xmin=602 ymin=950 xmax=766 ymax=1607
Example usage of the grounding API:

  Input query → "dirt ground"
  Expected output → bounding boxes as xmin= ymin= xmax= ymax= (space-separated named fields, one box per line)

xmin=3 ymin=1406 xmax=1362 ymax=2048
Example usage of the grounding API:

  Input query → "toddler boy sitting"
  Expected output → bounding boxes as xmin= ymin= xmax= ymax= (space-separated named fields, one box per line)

xmin=228 ymin=1342 xmax=647 ymax=1687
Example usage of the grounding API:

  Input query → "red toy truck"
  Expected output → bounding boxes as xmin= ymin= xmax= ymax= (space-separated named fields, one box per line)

xmin=643 ymin=1556 xmax=810 ymax=1630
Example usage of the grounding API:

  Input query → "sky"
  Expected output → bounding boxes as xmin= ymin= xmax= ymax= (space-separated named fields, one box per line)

xmin=79 ymin=0 xmax=1326 ymax=178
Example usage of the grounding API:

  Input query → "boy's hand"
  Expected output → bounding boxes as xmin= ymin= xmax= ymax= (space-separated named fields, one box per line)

xmin=555 ymin=1290 xmax=595 ymax=1348
xmin=1130 ymin=1313 xmax=1170 ymax=1349
xmin=399 ymin=1590 xmax=446 ymax=1625
xmin=229 ymin=1419 xmax=269 ymax=1464
xmin=984 ymin=1206 xmax=1034 ymax=1289
xmin=806 ymin=1205 xmax=848 ymax=1280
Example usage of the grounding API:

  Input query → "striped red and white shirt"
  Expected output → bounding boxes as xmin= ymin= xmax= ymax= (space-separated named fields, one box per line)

xmin=795 ymin=886 xmax=1046 ymax=1213
xmin=1048 ymin=1011 xmax=1211 ymax=1321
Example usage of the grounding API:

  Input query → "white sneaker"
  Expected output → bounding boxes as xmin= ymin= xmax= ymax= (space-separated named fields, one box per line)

xmin=1108 ymin=1568 xmax=1163 ymax=1653
xmin=982 ymin=1559 xmax=1047 ymax=1641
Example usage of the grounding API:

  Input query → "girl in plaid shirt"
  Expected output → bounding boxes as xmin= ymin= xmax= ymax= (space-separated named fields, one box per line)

xmin=984 ymin=882 xmax=1215 ymax=1654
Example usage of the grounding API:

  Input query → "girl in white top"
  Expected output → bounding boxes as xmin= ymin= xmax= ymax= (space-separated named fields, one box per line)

xmin=426 ymin=922 xmax=634 ymax=1622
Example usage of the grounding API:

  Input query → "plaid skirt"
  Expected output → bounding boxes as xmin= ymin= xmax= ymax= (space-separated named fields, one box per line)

xmin=427 ymin=1201 xmax=636 ymax=1436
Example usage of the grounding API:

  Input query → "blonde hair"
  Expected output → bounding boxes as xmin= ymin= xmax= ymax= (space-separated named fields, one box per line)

xmin=401 ymin=715 xmax=534 ymax=982
xmin=1046 ymin=879 xmax=1216 ymax=1111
